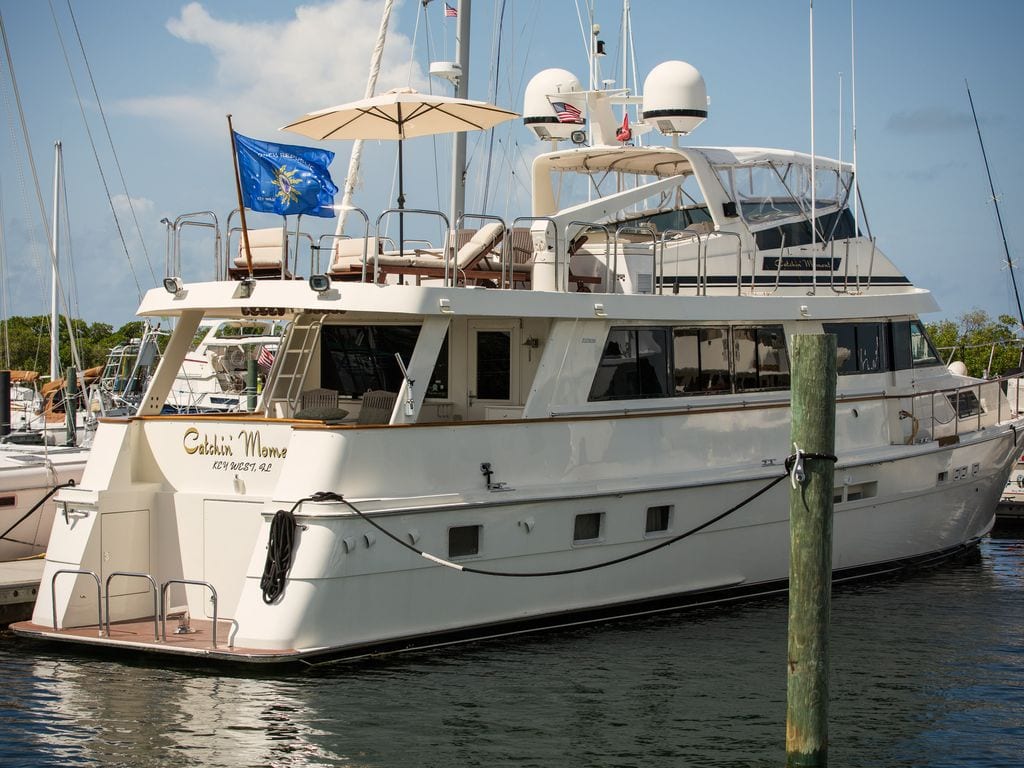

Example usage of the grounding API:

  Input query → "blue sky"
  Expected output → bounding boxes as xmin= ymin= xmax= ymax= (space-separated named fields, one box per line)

xmin=0 ymin=0 xmax=1022 ymax=327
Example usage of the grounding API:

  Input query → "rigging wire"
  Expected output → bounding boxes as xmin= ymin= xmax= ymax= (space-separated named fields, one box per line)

xmin=0 ymin=180 xmax=8 ymax=368
xmin=0 ymin=10 xmax=85 ymax=377
xmin=63 ymin=0 xmax=157 ymax=285
xmin=46 ymin=0 xmax=145 ymax=301
xmin=0 ymin=30 xmax=50 ymax=316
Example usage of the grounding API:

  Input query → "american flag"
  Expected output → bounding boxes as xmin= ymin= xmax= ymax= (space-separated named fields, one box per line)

xmin=552 ymin=101 xmax=583 ymax=124
xmin=444 ymin=3 xmax=457 ymax=17
xmin=257 ymin=345 xmax=276 ymax=370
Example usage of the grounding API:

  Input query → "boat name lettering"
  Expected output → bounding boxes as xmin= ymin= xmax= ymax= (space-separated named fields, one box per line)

xmin=241 ymin=306 xmax=286 ymax=317
xmin=238 ymin=429 xmax=288 ymax=458
xmin=182 ymin=427 xmax=234 ymax=456
xmin=581 ymin=337 xmax=597 ymax=344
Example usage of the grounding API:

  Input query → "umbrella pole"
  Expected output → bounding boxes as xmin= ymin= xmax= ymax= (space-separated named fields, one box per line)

xmin=398 ymin=137 xmax=405 ymax=258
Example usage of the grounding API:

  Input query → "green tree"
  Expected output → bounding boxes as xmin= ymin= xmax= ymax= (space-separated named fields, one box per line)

xmin=1 ymin=315 xmax=151 ymax=375
xmin=926 ymin=310 xmax=1023 ymax=378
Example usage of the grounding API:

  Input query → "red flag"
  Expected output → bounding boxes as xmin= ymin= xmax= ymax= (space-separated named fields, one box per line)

xmin=615 ymin=113 xmax=632 ymax=143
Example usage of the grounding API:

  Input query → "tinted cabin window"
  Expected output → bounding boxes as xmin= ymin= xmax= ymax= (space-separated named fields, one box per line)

xmin=645 ymin=505 xmax=671 ymax=533
xmin=824 ymin=322 xmax=886 ymax=375
xmin=321 ymin=325 xmax=449 ymax=398
xmin=827 ymin=320 xmax=942 ymax=375
xmin=733 ymin=326 xmax=790 ymax=391
xmin=573 ymin=513 xmax=603 ymax=542
xmin=754 ymin=208 xmax=858 ymax=251
xmin=449 ymin=525 xmax=480 ymax=558
xmin=476 ymin=331 xmax=511 ymax=400
xmin=909 ymin=320 xmax=942 ymax=367
xmin=589 ymin=328 xmax=671 ymax=401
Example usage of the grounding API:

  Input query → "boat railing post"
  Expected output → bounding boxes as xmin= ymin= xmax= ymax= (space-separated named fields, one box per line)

xmin=614 ymin=223 xmax=657 ymax=294
xmin=174 ymin=211 xmax=220 ymax=280
xmin=51 ymin=569 xmax=103 ymax=636
xmin=104 ymin=572 xmax=160 ymax=641
xmin=659 ymin=229 xmax=702 ymax=296
xmin=160 ymin=578 xmax=219 ymax=649
xmin=375 ymin=208 xmax=451 ymax=284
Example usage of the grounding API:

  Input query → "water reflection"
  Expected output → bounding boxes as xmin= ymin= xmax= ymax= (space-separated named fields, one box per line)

xmin=1 ymin=534 xmax=1021 ymax=767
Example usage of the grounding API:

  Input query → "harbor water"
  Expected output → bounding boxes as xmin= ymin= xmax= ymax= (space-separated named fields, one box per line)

xmin=1 ymin=528 xmax=1022 ymax=768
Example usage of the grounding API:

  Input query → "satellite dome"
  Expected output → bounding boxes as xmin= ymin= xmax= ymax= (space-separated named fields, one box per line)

xmin=523 ymin=68 xmax=585 ymax=141
xmin=642 ymin=61 xmax=708 ymax=136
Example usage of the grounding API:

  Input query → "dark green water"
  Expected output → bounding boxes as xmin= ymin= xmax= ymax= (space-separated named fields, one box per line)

xmin=2 ymin=529 xmax=1022 ymax=767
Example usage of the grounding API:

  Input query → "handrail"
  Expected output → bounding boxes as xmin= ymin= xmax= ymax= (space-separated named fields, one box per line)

xmin=161 ymin=578 xmax=219 ymax=648
xmin=313 ymin=206 xmax=371 ymax=279
xmin=710 ymin=231 xmax=744 ymax=296
xmin=565 ymin=221 xmax=613 ymax=293
xmin=170 ymin=211 xmax=220 ymax=279
xmin=374 ymin=208 xmax=451 ymax=285
xmin=51 ymin=568 xmax=102 ymax=636
xmin=660 ymin=229 xmax=703 ymax=295
xmin=615 ymin=223 xmax=658 ymax=295
xmin=104 ymin=571 xmax=159 ymax=640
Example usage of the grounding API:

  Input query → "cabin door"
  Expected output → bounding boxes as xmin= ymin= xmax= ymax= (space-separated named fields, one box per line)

xmin=467 ymin=323 xmax=519 ymax=421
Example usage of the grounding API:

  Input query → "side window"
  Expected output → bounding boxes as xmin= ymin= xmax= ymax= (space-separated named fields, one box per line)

xmin=824 ymin=323 xmax=885 ymax=375
xmin=699 ymin=329 xmax=731 ymax=392
xmin=589 ymin=328 xmax=671 ymax=401
xmin=856 ymin=323 xmax=885 ymax=373
xmin=734 ymin=327 xmax=790 ymax=391
xmin=909 ymin=320 xmax=942 ymax=368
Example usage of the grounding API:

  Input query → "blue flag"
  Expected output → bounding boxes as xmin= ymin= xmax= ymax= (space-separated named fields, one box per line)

xmin=234 ymin=132 xmax=338 ymax=218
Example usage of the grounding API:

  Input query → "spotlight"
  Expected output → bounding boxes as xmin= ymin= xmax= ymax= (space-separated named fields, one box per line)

xmin=570 ymin=130 xmax=587 ymax=145
xmin=308 ymin=274 xmax=331 ymax=293
xmin=238 ymin=276 xmax=256 ymax=298
xmin=162 ymin=276 xmax=183 ymax=295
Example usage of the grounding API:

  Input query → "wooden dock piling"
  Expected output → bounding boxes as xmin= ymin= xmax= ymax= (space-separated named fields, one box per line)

xmin=785 ymin=333 xmax=837 ymax=767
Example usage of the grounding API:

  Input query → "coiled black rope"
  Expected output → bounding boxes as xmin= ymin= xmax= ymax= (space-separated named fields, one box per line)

xmin=297 ymin=466 xmax=795 ymax=578
xmin=0 ymin=479 xmax=75 ymax=543
xmin=260 ymin=506 xmax=298 ymax=603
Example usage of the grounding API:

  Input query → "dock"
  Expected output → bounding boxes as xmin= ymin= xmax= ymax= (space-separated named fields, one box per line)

xmin=0 ymin=559 xmax=43 ymax=625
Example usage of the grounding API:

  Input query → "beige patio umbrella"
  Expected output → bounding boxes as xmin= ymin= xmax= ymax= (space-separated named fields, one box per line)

xmin=281 ymin=87 xmax=520 ymax=254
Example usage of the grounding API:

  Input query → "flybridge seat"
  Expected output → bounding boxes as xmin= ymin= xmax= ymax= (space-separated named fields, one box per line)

xmin=330 ymin=222 xmax=516 ymax=285
xmin=229 ymin=227 xmax=293 ymax=280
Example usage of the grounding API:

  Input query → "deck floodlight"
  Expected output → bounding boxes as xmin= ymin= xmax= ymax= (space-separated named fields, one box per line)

xmin=309 ymin=274 xmax=331 ymax=294
xmin=163 ymin=276 xmax=183 ymax=295
xmin=238 ymin=276 xmax=256 ymax=298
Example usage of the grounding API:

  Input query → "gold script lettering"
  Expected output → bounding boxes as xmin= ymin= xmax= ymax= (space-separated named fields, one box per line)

xmin=183 ymin=427 xmax=200 ymax=455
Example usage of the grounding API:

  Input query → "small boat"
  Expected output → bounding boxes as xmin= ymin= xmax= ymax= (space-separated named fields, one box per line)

xmin=13 ymin=43 xmax=1024 ymax=664
xmin=0 ymin=443 xmax=87 ymax=562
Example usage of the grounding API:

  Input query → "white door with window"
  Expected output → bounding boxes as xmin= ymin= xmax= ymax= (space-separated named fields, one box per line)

xmin=467 ymin=324 xmax=518 ymax=421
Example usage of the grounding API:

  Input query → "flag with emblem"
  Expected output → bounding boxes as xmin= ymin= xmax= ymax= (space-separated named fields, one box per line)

xmin=234 ymin=132 xmax=338 ymax=218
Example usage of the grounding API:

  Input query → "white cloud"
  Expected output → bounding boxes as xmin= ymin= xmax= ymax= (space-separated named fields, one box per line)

xmin=112 ymin=193 xmax=155 ymax=216
xmin=124 ymin=1 xmax=423 ymax=139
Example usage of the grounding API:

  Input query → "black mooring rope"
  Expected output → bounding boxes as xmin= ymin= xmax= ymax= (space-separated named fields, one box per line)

xmin=0 ymin=479 xmax=76 ymax=543
xmin=297 ymin=469 xmax=792 ymax=578
xmin=260 ymin=506 xmax=297 ymax=603
xmin=265 ymin=449 xmax=838 ymax=590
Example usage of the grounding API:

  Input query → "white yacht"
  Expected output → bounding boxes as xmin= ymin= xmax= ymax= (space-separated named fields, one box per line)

xmin=13 ymin=60 xmax=1023 ymax=663
xmin=0 ymin=444 xmax=87 ymax=562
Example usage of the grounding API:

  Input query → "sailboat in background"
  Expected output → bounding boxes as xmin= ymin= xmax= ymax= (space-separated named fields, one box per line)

xmin=1 ymin=140 xmax=93 ymax=561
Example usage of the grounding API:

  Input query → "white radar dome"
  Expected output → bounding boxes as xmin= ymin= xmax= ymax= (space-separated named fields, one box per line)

xmin=523 ymin=68 xmax=585 ymax=141
xmin=948 ymin=361 xmax=968 ymax=376
xmin=642 ymin=60 xmax=708 ymax=136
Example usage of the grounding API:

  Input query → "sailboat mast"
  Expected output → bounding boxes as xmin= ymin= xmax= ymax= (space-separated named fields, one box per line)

xmin=450 ymin=0 xmax=471 ymax=229
xmin=334 ymin=0 xmax=395 ymax=236
xmin=50 ymin=141 xmax=61 ymax=382
xmin=966 ymin=79 xmax=1024 ymax=329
